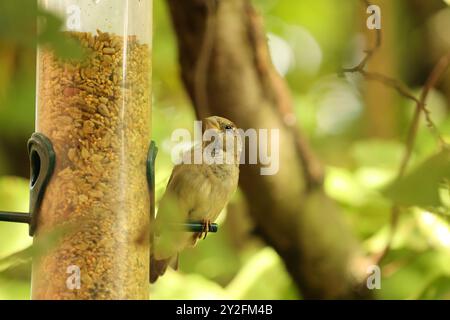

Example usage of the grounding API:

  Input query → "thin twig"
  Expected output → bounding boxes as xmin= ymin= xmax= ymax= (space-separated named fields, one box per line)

xmin=342 ymin=0 xmax=382 ymax=73
xmin=343 ymin=1 xmax=445 ymax=141
xmin=344 ymin=0 xmax=449 ymax=264
xmin=399 ymin=53 xmax=449 ymax=182
xmin=360 ymin=71 xmax=421 ymax=103
xmin=416 ymin=53 xmax=450 ymax=149
xmin=376 ymin=52 xmax=450 ymax=264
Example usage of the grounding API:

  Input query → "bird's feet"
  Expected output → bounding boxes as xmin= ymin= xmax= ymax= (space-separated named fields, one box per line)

xmin=201 ymin=219 xmax=211 ymax=240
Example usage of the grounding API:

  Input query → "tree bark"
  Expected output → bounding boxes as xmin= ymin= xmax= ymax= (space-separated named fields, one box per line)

xmin=166 ymin=0 xmax=372 ymax=299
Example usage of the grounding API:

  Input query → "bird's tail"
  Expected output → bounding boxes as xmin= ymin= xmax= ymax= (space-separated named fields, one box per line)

xmin=150 ymin=253 xmax=179 ymax=283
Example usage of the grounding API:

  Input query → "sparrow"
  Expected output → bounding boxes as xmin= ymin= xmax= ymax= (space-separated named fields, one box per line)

xmin=150 ymin=116 xmax=242 ymax=283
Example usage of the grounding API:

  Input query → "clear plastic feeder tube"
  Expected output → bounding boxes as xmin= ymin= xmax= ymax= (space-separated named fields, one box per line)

xmin=33 ymin=0 xmax=152 ymax=299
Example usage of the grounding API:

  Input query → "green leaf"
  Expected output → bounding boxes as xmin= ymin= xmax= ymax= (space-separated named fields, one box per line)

xmin=37 ymin=10 xmax=84 ymax=60
xmin=0 ymin=0 xmax=83 ymax=60
xmin=383 ymin=150 xmax=450 ymax=207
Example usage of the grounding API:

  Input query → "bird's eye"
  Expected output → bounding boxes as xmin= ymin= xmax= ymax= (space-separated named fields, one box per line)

xmin=224 ymin=125 xmax=233 ymax=131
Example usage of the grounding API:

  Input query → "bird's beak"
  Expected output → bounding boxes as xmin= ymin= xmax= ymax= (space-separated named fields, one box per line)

xmin=203 ymin=117 xmax=220 ymax=132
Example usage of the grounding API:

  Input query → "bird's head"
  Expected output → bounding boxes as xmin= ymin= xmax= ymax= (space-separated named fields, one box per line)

xmin=203 ymin=116 xmax=236 ymax=133
xmin=202 ymin=116 xmax=242 ymax=164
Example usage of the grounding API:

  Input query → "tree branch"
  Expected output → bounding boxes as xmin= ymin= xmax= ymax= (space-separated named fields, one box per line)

xmin=167 ymin=0 xmax=372 ymax=299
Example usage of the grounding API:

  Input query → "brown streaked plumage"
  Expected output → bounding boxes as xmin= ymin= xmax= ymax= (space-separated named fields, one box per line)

xmin=150 ymin=116 xmax=242 ymax=283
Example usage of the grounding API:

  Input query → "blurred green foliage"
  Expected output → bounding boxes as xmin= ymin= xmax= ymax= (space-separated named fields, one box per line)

xmin=0 ymin=177 xmax=32 ymax=299
xmin=384 ymin=150 xmax=450 ymax=207
xmin=0 ymin=0 xmax=449 ymax=300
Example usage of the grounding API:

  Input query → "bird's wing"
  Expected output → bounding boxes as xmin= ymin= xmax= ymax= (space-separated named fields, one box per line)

xmin=153 ymin=163 xmax=212 ymax=260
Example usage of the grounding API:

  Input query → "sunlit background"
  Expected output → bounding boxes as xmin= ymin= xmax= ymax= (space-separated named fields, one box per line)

xmin=1 ymin=0 xmax=450 ymax=299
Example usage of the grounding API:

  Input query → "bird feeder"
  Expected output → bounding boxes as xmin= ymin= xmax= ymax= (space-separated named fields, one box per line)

xmin=32 ymin=0 xmax=153 ymax=299
xmin=0 ymin=0 xmax=219 ymax=300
